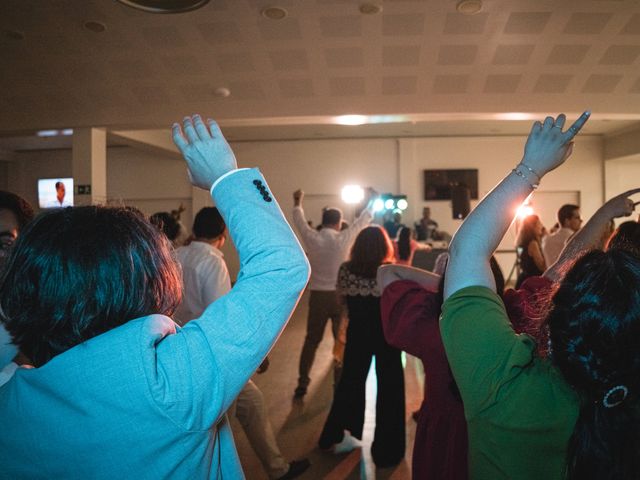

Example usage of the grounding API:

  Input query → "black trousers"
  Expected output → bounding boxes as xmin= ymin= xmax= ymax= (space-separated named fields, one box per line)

xmin=319 ymin=313 xmax=406 ymax=467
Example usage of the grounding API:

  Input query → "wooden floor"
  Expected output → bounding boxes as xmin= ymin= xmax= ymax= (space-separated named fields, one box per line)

xmin=232 ymin=290 xmax=423 ymax=479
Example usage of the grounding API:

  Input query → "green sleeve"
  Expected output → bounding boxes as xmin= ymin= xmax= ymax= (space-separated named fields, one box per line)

xmin=440 ymin=286 xmax=537 ymax=418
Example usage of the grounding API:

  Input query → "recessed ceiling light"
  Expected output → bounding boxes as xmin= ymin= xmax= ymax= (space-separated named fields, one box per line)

xmin=116 ymin=0 xmax=209 ymax=13
xmin=456 ymin=0 xmax=482 ymax=15
xmin=213 ymin=87 xmax=231 ymax=98
xmin=3 ymin=30 xmax=25 ymax=40
xmin=83 ymin=21 xmax=106 ymax=33
xmin=261 ymin=6 xmax=288 ymax=20
xmin=359 ymin=3 xmax=382 ymax=15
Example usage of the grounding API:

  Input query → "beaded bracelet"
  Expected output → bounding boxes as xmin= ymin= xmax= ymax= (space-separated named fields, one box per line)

xmin=512 ymin=164 xmax=539 ymax=189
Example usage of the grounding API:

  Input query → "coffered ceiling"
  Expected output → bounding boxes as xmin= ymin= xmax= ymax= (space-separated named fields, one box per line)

xmin=1 ymin=0 xmax=640 ymax=142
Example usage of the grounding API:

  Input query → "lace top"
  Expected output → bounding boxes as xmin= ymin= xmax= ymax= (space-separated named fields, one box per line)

xmin=336 ymin=263 xmax=381 ymax=297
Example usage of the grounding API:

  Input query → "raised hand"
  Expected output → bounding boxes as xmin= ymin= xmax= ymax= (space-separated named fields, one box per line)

xmin=293 ymin=189 xmax=304 ymax=206
xmin=522 ymin=111 xmax=591 ymax=177
xmin=172 ymin=115 xmax=237 ymax=190
xmin=601 ymin=188 xmax=640 ymax=219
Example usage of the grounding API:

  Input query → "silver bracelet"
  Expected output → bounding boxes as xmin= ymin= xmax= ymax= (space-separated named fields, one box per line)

xmin=512 ymin=166 xmax=539 ymax=189
xmin=519 ymin=163 xmax=541 ymax=184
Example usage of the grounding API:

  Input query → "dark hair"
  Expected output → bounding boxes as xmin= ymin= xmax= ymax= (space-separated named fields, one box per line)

xmin=150 ymin=211 xmax=181 ymax=242
xmin=606 ymin=221 xmax=640 ymax=257
xmin=516 ymin=214 xmax=542 ymax=249
xmin=547 ymin=249 xmax=640 ymax=479
xmin=558 ymin=204 xmax=579 ymax=226
xmin=55 ymin=181 xmax=64 ymax=190
xmin=347 ymin=225 xmax=394 ymax=278
xmin=192 ymin=207 xmax=225 ymax=239
xmin=0 ymin=190 xmax=35 ymax=232
xmin=322 ymin=207 xmax=342 ymax=227
xmin=0 ymin=206 xmax=182 ymax=367
xmin=397 ymin=226 xmax=412 ymax=261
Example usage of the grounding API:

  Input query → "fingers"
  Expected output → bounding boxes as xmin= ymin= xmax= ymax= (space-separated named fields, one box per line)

xmin=555 ymin=114 xmax=566 ymax=129
xmin=182 ymin=116 xmax=198 ymax=143
xmin=529 ymin=120 xmax=542 ymax=136
xmin=564 ymin=110 xmax=591 ymax=141
xmin=207 ymin=119 xmax=224 ymax=139
xmin=193 ymin=114 xmax=210 ymax=139
xmin=543 ymin=116 xmax=554 ymax=129
xmin=620 ymin=187 xmax=640 ymax=198
xmin=172 ymin=123 xmax=189 ymax=152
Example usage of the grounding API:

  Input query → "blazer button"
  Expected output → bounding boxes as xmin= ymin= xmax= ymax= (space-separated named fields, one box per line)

xmin=265 ymin=197 xmax=273 ymax=202
xmin=253 ymin=179 xmax=262 ymax=186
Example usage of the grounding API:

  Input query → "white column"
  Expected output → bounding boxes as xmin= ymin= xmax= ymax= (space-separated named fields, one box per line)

xmin=72 ymin=128 xmax=107 ymax=206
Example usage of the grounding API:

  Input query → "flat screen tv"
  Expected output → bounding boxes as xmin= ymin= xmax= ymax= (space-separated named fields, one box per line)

xmin=38 ymin=178 xmax=74 ymax=208
xmin=423 ymin=169 xmax=478 ymax=200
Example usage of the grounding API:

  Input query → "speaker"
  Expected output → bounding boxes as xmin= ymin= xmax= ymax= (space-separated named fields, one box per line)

xmin=451 ymin=184 xmax=471 ymax=219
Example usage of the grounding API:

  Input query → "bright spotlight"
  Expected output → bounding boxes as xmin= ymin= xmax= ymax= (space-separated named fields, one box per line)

xmin=517 ymin=204 xmax=534 ymax=219
xmin=397 ymin=198 xmax=408 ymax=210
xmin=384 ymin=199 xmax=395 ymax=210
xmin=341 ymin=185 xmax=365 ymax=204
xmin=373 ymin=198 xmax=385 ymax=212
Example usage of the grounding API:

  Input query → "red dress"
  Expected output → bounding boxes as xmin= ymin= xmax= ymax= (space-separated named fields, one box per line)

xmin=380 ymin=276 xmax=552 ymax=480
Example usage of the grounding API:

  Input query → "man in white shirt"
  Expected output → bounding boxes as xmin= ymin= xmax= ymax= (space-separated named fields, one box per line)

xmin=291 ymin=189 xmax=374 ymax=399
xmin=542 ymin=204 xmax=582 ymax=266
xmin=45 ymin=181 xmax=73 ymax=208
xmin=175 ymin=207 xmax=310 ymax=480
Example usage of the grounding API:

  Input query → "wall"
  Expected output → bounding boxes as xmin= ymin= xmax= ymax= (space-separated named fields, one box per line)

xmin=5 ymin=134 xmax=606 ymax=280
xmin=604 ymin=154 xmax=640 ymax=204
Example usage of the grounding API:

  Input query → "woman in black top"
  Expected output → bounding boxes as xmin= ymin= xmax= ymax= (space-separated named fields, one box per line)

xmin=318 ymin=225 xmax=405 ymax=468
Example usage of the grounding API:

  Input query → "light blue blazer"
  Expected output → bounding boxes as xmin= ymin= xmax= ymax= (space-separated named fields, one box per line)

xmin=0 ymin=168 xmax=310 ymax=479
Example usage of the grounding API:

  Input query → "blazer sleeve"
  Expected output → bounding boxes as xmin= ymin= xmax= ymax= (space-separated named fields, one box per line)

xmin=150 ymin=168 xmax=310 ymax=430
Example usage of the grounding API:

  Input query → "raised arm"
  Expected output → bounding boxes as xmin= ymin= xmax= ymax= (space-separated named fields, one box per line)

xmin=155 ymin=115 xmax=310 ymax=429
xmin=443 ymin=112 xmax=591 ymax=300
xmin=291 ymin=189 xmax=318 ymax=247
xmin=377 ymin=264 xmax=440 ymax=292
xmin=544 ymin=188 xmax=640 ymax=282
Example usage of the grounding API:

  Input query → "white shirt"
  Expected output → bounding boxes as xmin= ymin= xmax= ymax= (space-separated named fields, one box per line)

xmin=542 ymin=227 xmax=575 ymax=267
xmin=45 ymin=197 xmax=73 ymax=208
xmin=174 ymin=240 xmax=231 ymax=324
xmin=292 ymin=206 xmax=373 ymax=291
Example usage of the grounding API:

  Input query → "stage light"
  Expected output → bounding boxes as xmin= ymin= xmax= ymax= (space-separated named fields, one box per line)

xmin=373 ymin=198 xmax=385 ymax=212
xmin=341 ymin=185 xmax=365 ymax=204
xmin=516 ymin=204 xmax=534 ymax=219
xmin=384 ymin=199 xmax=395 ymax=210
xmin=397 ymin=198 xmax=408 ymax=210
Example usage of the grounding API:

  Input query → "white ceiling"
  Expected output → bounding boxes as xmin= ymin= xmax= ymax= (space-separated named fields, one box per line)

xmin=1 ymin=0 xmax=640 ymax=145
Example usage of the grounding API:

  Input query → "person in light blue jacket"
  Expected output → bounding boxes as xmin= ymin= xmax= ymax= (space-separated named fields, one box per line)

xmin=0 ymin=115 xmax=310 ymax=479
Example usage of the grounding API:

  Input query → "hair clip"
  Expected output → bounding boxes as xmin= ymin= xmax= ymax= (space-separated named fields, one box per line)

xmin=602 ymin=385 xmax=628 ymax=408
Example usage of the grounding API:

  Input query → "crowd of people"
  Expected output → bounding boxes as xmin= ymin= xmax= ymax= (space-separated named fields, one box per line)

xmin=1 ymin=111 xmax=640 ymax=479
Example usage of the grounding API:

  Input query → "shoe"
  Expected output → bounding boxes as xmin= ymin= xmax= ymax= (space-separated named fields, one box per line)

xmin=293 ymin=386 xmax=307 ymax=399
xmin=319 ymin=430 xmax=360 ymax=454
xmin=276 ymin=459 xmax=311 ymax=480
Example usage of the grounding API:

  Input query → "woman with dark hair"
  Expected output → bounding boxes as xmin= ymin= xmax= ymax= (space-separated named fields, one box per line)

xmin=440 ymin=111 xmax=640 ymax=480
xmin=318 ymin=225 xmax=406 ymax=468
xmin=606 ymin=220 xmax=640 ymax=255
xmin=515 ymin=213 xmax=546 ymax=288
xmin=0 ymin=115 xmax=310 ymax=479
xmin=394 ymin=225 xmax=431 ymax=266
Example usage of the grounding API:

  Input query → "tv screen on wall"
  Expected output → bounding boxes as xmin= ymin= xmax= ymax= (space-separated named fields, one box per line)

xmin=38 ymin=178 xmax=74 ymax=208
xmin=423 ymin=169 xmax=478 ymax=200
